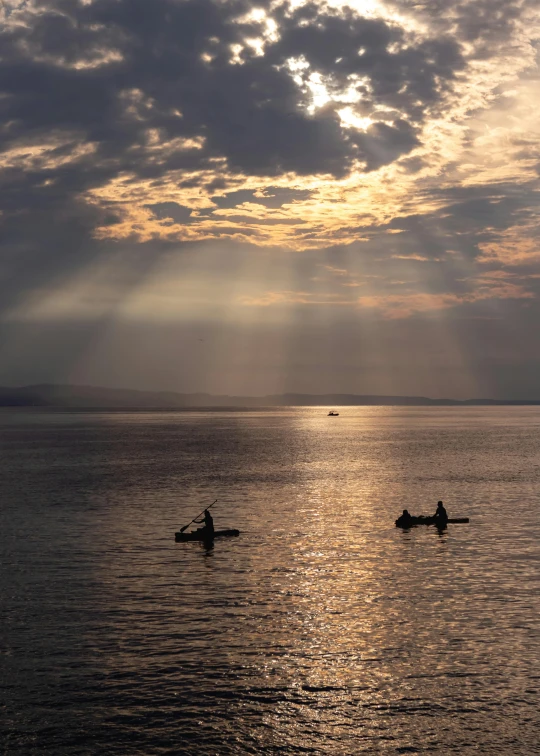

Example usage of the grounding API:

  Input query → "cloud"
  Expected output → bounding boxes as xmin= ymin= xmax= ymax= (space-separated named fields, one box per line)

xmin=0 ymin=0 xmax=477 ymax=251
xmin=238 ymin=269 xmax=534 ymax=319
xmin=239 ymin=289 xmax=356 ymax=306
xmin=357 ymin=280 xmax=534 ymax=319
xmin=1 ymin=0 xmax=540 ymax=342
xmin=0 ymin=0 xmax=443 ymax=183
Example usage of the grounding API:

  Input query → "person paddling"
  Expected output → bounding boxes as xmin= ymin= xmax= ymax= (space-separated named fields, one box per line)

xmin=434 ymin=501 xmax=448 ymax=524
xmin=194 ymin=508 xmax=215 ymax=538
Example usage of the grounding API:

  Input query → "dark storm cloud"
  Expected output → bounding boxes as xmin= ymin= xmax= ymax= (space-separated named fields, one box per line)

xmin=0 ymin=0 xmax=471 ymax=312
xmin=0 ymin=0 xmax=464 ymax=182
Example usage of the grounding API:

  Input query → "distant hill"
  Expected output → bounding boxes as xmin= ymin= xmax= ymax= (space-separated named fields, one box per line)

xmin=0 ymin=384 xmax=539 ymax=408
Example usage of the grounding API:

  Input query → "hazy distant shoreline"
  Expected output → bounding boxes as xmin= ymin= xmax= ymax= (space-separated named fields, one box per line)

xmin=1 ymin=384 xmax=539 ymax=409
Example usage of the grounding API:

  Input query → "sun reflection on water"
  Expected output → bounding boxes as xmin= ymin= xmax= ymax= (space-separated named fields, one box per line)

xmin=3 ymin=409 xmax=539 ymax=753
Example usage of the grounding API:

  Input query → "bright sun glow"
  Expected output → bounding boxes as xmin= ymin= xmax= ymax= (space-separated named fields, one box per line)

xmin=286 ymin=59 xmax=375 ymax=123
xmin=285 ymin=0 xmax=381 ymax=17
xmin=338 ymin=107 xmax=374 ymax=130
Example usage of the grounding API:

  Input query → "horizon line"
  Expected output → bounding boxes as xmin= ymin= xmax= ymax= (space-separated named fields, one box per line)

xmin=1 ymin=382 xmax=540 ymax=405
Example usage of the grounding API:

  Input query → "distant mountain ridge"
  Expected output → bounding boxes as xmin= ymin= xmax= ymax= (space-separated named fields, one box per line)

xmin=0 ymin=384 xmax=539 ymax=408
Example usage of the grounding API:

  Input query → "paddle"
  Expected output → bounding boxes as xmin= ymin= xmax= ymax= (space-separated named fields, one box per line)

xmin=179 ymin=500 xmax=218 ymax=533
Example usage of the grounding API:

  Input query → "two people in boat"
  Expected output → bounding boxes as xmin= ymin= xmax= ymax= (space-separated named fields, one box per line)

xmin=396 ymin=501 xmax=448 ymax=527
xmin=194 ymin=508 xmax=215 ymax=538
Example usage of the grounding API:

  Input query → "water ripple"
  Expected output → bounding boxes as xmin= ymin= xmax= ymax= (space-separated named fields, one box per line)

xmin=1 ymin=407 xmax=539 ymax=754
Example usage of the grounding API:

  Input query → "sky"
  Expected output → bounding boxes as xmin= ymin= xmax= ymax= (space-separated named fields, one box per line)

xmin=1 ymin=0 xmax=540 ymax=399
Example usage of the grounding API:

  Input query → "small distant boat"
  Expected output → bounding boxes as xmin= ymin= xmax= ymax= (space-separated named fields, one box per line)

xmin=175 ymin=528 xmax=240 ymax=542
xmin=327 ymin=410 xmax=339 ymax=416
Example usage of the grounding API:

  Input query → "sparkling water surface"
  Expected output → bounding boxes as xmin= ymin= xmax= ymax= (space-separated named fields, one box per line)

xmin=1 ymin=407 xmax=539 ymax=754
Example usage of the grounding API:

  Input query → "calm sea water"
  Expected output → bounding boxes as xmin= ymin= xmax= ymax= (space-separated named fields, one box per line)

xmin=1 ymin=407 xmax=539 ymax=755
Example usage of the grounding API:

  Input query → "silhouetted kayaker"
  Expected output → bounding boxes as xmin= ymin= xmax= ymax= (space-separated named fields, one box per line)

xmin=195 ymin=509 xmax=215 ymax=538
xmin=434 ymin=501 xmax=448 ymax=524
xmin=396 ymin=509 xmax=414 ymax=527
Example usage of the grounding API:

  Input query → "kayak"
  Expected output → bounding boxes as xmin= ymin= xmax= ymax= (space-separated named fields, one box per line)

xmin=175 ymin=528 xmax=240 ymax=542
xmin=396 ymin=515 xmax=469 ymax=528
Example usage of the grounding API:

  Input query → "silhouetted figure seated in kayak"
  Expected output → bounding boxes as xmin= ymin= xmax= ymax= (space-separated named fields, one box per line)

xmin=434 ymin=501 xmax=448 ymax=525
xmin=194 ymin=509 xmax=215 ymax=538
xmin=395 ymin=509 xmax=414 ymax=528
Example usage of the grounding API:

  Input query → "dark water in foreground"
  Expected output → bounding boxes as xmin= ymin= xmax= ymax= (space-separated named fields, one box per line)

xmin=1 ymin=407 xmax=539 ymax=755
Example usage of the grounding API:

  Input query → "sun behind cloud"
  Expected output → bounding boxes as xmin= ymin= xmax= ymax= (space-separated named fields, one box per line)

xmin=1 ymin=0 xmax=540 ymax=398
